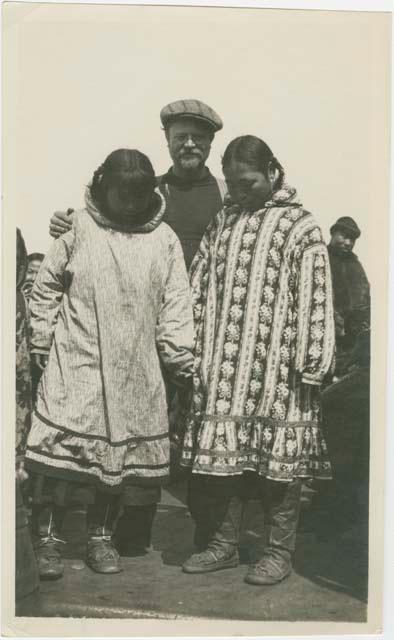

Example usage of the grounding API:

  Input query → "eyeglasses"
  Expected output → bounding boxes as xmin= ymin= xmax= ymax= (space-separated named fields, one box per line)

xmin=172 ymin=133 xmax=211 ymax=146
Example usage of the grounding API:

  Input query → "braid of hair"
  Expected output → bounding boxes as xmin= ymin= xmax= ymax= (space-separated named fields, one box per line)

xmin=90 ymin=164 xmax=105 ymax=204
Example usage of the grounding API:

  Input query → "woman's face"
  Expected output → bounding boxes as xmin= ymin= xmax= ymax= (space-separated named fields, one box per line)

xmin=223 ymin=161 xmax=274 ymax=212
xmin=105 ymin=185 xmax=153 ymax=223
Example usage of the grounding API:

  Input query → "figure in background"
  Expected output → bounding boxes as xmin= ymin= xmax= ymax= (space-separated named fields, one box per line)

xmin=21 ymin=253 xmax=46 ymax=400
xmin=22 ymin=253 xmax=45 ymax=301
xmin=327 ymin=216 xmax=370 ymax=378
xmin=179 ymin=136 xmax=335 ymax=586
xmin=15 ymin=228 xmax=40 ymax=602
xmin=25 ymin=149 xmax=194 ymax=580
xmin=16 ymin=230 xmax=33 ymax=480
xmin=320 ymin=330 xmax=370 ymax=543
xmin=309 ymin=217 xmax=371 ymax=541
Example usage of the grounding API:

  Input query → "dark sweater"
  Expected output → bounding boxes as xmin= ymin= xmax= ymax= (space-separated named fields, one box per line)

xmin=158 ymin=167 xmax=224 ymax=270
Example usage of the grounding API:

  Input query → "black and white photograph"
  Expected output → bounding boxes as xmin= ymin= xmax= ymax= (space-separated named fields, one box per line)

xmin=2 ymin=1 xmax=392 ymax=635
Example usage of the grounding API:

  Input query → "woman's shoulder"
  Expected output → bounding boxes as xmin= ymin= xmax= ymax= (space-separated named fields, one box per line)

xmin=154 ymin=221 xmax=180 ymax=246
xmin=62 ymin=208 xmax=90 ymax=234
xmin=276 ymin=205 xmax=321 ymax=232
xmin=73 ymin=208 xmax=91 ymax=225
xmin=267 ymin=206 xmax=325 ymax=256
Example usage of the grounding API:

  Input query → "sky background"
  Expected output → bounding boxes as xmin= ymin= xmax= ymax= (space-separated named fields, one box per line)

xmin=4 ymin=4 xmax=391 ymax=276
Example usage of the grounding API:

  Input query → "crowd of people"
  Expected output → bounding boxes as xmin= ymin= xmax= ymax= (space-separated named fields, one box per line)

xmin=15 ymin=99 xmax=370 ymax=595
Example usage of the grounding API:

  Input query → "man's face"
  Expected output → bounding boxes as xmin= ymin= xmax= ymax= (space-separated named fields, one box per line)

xmin=166 ymin=118 xmax=213 ymax=173
xmin=26 ymin=259 xmax=43 ymax=286
xmin=330 ymin=230 xmax=356 ymax=254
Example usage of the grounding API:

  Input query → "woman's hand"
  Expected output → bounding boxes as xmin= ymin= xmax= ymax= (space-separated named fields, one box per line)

xmin=49 ymin=208 xmax=74 ymax=239
xmin=32 ymin=353 xmax=49 ymax=371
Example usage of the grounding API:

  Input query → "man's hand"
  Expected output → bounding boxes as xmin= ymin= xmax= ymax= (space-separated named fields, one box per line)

xmin=32 ymin=353 xmax=49 ymax=371
xmin=49 ymin=208 xmax=74 ymax=239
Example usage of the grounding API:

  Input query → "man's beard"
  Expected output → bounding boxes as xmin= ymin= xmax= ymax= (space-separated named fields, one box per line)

xmin=178 ymin=153 xmax=204 ymax=171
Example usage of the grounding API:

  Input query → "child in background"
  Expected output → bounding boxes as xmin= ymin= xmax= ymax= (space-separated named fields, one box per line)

xmin=22 ymin=252 xmax=45 ymax=301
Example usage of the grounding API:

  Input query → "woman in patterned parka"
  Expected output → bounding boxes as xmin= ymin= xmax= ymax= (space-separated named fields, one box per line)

xmin=180 ymin=135 xmax=335 ymax=585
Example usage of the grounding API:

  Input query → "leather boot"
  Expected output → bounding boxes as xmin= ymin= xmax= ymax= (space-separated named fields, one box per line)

xmin=86 ymin=493 xmax=121 ymax=574
xmin=245 ymin=479 xmax=301 ymax=586
xmin=31 ymin=504 xmax=66 ymax=580
xmin=114 ymin=504 xmax=157 ymax=556
xmin=183 ymin=494 xmax=243 ymax=574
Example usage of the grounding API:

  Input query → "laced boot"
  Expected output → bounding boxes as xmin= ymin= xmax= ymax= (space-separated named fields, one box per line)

xmin=31 ymin=504 xmax=66 ymax=580
xmin=245 ymin=479 xmax=301 ymax=586
xmin=183 ymin=495 xmax=243 ymax=574
xmin=86 ymin=494 xmax=121 ymax=574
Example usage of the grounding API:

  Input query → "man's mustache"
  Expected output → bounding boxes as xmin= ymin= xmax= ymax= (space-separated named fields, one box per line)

xmin=179 ymin=151 xmax=203 ymax=158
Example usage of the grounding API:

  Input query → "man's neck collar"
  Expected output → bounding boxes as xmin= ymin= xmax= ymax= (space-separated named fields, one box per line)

xmin=166 ymin=165 xmax=211 ymax=185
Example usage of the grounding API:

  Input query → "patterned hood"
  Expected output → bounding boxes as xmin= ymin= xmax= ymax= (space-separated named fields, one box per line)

xmin=84 ymin=186 xmax=166 ymax=233
xmin=226 ymin=181 xmax=302 ymax=214
xmin=264 ymin=181 xmax=302 ymax=208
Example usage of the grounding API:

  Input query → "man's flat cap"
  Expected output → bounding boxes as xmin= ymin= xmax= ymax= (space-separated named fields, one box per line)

xmin=160 ymin=99 xmax=223 ymax=132
xmin=330 ymin=216 xmax=361 ymax=240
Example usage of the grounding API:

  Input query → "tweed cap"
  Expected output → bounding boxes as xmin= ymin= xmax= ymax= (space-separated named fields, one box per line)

xmin=160 ymin=99 xmax=223 ymax=132
xmin=330 ymin=216 xmax=361 ymax=240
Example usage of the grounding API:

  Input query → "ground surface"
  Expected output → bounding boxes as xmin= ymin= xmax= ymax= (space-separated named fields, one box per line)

xmin=16 ymin=484 xmax=368 ymax=621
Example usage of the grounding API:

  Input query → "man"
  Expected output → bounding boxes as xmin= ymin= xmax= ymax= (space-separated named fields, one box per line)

xmin=49 ymin=99 xmax=227 ymax=270
xmin=327 ymin=216 xmax=370 ymax=377
xmin=306 ymin=217 xmax=371 ymax=541
xmin=47 ymin=99 xmax=227 ymax=561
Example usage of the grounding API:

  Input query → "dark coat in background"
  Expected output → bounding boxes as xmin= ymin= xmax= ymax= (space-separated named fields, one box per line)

xmin=327 ymin=244 xmax=370 ymax=375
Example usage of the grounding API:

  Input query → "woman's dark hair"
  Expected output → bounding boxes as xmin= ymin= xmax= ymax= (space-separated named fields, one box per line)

xmin=90 ymin=149 xmax=157 ymax=210
xmin=222 ymin=135 xmax=285 ymax=188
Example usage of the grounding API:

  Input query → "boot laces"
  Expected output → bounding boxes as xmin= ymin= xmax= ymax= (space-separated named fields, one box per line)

xmin=36 ymin=535 xmax=65 ymax=558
